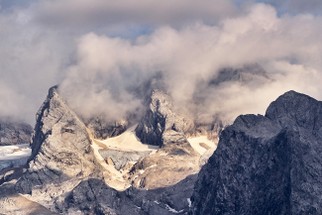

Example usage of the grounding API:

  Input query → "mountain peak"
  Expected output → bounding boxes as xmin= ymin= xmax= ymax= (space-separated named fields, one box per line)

xmin=15 ymin=86 xmax=98 ymax=194
xmin=48 ymin=85 xmax=59 ymax=98
xmin=191 ymin=91 xmax=322 ymax=215
xmin=265 ymin=90 xmax=322 ymax=132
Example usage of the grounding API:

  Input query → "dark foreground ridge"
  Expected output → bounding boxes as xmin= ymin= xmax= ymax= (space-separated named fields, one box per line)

xmin=191 ymin=90 xmax=322 ymax=215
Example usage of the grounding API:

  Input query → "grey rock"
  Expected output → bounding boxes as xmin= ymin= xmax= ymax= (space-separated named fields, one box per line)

xmin=15 ymin=86 xmax=98 ymax=194
xmin=0 ymin=119 xmax=32 ymax=146
xmin=86 ymin=117 xmax=128 ymax=140
xmin=210 ymin=63 xmax=270 ymax=86
xmin=0 ymin=157 xmax=29 ymax=173
xmin=65 ymin=174 xmax=197 ymax=215
xmin=0 ymin=182 xmax=59 ymax=215
xmin=135 ymin=90 xmax=194 ymax=147
xmin=189 ymin=118 xmax=224 ymax=140
xmin=99 ymin=149 xmax=150 ymax=170
xmin=191 ymin=91 xmax=322 ymax=215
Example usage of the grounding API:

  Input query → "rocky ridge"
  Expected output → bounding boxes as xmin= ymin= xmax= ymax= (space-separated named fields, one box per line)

xmin=0 ymin=85 xmax=219 ymax=214
xmin=15 ymin=86 xmax=100 ymax=210
xmin=0 ymin=119 xmax=32 ymax=146
xmin=136 ymin=89 xmax=194 ymax=147
xmin=191 ymin=91 xmax=322 ymax=215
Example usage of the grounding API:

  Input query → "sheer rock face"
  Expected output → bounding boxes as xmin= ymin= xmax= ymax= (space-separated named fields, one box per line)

xmin=135 ymin=90 xmax=194 ymax=147
xmin=15 ymin=86 xmax=98 ymax=194
xmin=191 ymin=91 xmax=322 ymax=215
xmin=0 ymin=120 xmax=32 ymax=146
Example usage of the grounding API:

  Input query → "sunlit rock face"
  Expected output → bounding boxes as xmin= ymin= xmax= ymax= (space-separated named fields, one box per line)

xmin=15 ymin=86 xmax=98 ymax=195
xmin=191 ymin=91 xmax=322 ymax=215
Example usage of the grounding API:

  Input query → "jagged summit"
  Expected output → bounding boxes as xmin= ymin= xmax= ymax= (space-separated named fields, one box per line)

xmin=0 ymin=85 xmax=220 ymax=214
xmin=2 ymin=83 xmax=321 ymax=215
xmin=135 ymin=89 xmax=194 ymax=147
xmin=191 ymin=90 xmax=322 ymax=215
xmin=266 ymin=90 xmax=322 ymax=130
xmin=16 ymin=85 xmax=98 ymax=195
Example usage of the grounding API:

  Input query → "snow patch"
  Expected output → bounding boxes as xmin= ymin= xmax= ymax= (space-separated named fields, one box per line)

xmin=187 ymin=136 xmax=217 ymax=155
xmin=95 ymin=126 xmax=159 ymax=152
xmin=90 ymin=139 xmax=130 ymax=191
xmin=187 ymin=198 xmax=192 ymax=208
xmin=138 ymin=169 xmax=145 ymax=174
xmin=165 ymin=204 xmax=184 ymax=214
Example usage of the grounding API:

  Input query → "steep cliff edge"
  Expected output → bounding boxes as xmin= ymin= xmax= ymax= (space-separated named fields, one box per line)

xmin=191 ymin=91 xmax=322 ymax=215
xmin=14 ymin=86 xmax=99 ymax=209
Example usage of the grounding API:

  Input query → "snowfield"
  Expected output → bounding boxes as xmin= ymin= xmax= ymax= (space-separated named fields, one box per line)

xmin=94 ymin=125 xmax=159 ymax=152
xmin=187 ymin=136 xmax=217 ymax=155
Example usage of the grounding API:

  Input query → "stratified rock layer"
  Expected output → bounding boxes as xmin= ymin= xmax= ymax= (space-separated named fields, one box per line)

xmin=15 ymin=86 xmax=98 ymax=195
xmin=191 ymin=91 xmax=322 ymax=215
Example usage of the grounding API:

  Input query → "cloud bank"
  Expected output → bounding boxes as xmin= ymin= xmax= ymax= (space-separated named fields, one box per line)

xmin=1 ymin=0 xmax=322 ymax=125
xmin=60 ymin=4 xmax=322 ymax=123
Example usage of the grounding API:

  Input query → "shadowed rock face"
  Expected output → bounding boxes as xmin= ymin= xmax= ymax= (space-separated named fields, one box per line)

xmin=135 ymin=90 xmax=194 ymax=147
xmin=0 ymin=120 xmax=32 ymax=146
xmin=191 ymin=91 xmax=322 ymax=215
xmin=64 ymin=175 xmax=197 ymax=215
xmin=86 ymin=117 xmax=128 ymax=140
xmin=209 ymin=63 xmax=269 ymax=86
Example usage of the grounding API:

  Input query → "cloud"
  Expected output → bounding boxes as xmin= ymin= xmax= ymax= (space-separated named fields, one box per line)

xmin=1 ymin=1 xmax=322 ymax=125
xmin=0 ymin=7 xmax=73 ymax=123
xmin=59 ymin=4 xmax=322 ymax=123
